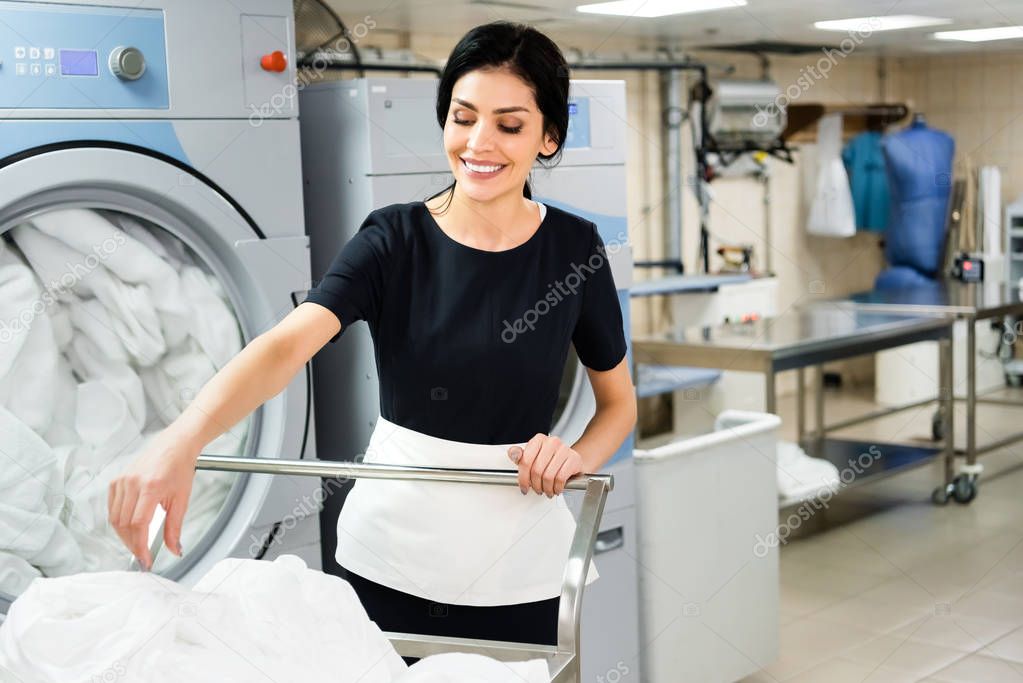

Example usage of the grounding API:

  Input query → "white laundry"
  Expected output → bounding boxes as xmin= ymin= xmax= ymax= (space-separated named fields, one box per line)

xmin=0 ymin=210 xmax=249 ymax=594
xmin=66 ymin=304 xmax=147 ymax=431
xmin=0 ymin=258 xmax=60 ymax=436
xmin=775 ymin=440 xmax=841 ymax=502
xmin=180 ymin=265 xmax=243 ymax=369
xmin=31 ymin=208 xmax=189 ymax=325
xmin=0 ymin=407 xmax=83 ymax=583
xmin=0 ymin=551 xmax=41 ymax=598
xmin=138 ymin=338 xmax=217 ymax=427
xmin=40 ymin=357 xmax=80 ymax=449
xmin=12 ymin=224 xmax=167 ymax=366
xmin=0 ymin=555 xmax=549 ymax=683
xmin=397 ymin=654 xmax=551 ymax=683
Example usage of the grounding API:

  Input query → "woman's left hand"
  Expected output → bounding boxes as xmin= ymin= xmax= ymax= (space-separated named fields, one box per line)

xmin=507 ymin=434 xmax=583 ymax=497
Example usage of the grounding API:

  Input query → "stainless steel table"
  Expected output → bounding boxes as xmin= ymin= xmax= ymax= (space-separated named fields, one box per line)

xmin=633 ymin=308 xmax=956 ymax=499
xmin=832 ymin=282 xmax=1023 ymax=502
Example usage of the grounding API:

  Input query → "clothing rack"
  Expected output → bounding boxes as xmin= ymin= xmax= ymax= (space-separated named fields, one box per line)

xmin=141 ymin=455 xmax=614 ymax=683
xmin=783 ymin=103 xmax=910 ymax=143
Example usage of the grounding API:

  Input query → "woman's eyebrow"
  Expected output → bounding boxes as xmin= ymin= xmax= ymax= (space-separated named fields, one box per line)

xmin=452 ymin=98 xmax=530 ymax=114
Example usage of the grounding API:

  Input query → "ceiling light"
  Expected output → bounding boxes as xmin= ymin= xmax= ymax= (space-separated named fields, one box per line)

xmin=933 ymin=26 xmax=1023 ymax=42
xmin=814 ymin=15 xmax=952 ymax=32
xmin=576 ymin=0 xmax=747 ymax=19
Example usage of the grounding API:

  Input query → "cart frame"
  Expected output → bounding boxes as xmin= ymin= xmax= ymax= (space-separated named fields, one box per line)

xmin=182 ymin=454 xmax=614 ymax=683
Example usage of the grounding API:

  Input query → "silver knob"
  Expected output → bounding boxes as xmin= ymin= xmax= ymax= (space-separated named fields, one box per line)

xmin=109 ymin=46 xmax=146 ymax=80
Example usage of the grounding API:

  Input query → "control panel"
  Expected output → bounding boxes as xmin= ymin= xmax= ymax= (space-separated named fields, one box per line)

xmin=0 ymin=1 xmax=168 ymax=109
xmin=565 ymin=97 xmax=591 ymax=149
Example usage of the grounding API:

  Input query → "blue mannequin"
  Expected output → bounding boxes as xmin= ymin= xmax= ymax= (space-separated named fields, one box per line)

xmin=875 ymin=114 xmax=955 ymax=287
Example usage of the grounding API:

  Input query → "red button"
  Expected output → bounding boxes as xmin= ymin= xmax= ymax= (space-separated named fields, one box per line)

xmin=260 ymin=50 xmax=287 ymax=72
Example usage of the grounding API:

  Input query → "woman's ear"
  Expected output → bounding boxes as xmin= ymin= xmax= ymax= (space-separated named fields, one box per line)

xmin=540 ymin=131 xmax=559 ymax=157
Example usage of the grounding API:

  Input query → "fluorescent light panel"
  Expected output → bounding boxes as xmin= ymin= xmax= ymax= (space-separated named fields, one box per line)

xmin=576 ymin=0 xmax=747 ymax=18
xmin=933 ymin=26 xmax=1023 ymax=42
xmin=814 ymin=15 xmax=952 ymax=32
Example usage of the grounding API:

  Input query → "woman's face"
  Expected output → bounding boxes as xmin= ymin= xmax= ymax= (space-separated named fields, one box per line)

xmin=442 ymin=68 xmax=558 ymax=204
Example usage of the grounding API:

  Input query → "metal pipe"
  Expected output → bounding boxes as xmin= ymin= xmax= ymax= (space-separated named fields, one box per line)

xmin=822 ymin=396 xmax=937 ymax=432
xmin=663 ymin=68 xmax=684 ymax=273
xmin=195 ymin=455 xmax=613 ymax=492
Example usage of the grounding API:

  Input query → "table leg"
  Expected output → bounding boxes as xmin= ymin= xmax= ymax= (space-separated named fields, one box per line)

xmin=814 ymin=365 xmax=825 ymax=444
xmin=966 ymin=316 xmax=977 ymax=467
xmin=765 ymin=363 xmax=777 ymax=415
xmin=796 ymin=367 xmax=806 ymax=444
xmin=941 ymin=337 xmax=955 ymax=488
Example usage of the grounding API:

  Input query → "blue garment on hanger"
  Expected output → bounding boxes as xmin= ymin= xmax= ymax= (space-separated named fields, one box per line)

xmin=842 ymin=131 xmax=889 ymax=232
xmin=881 ymin=118 xmax=955 ymax=277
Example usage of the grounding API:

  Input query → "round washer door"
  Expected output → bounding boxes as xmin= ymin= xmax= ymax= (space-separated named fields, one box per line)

xmin=0 ymin=146 xmax=315 ymax=609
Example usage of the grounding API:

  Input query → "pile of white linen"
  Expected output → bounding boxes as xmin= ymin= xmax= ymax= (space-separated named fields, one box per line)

xmin=0 ymin=208 xmax=249 ymax=594
xmin=0 ymin=554 xmax=551 ymax=683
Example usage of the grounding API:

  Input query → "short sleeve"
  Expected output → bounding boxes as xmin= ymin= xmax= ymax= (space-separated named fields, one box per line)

xmin=572 ymin=223 xmax=627 ymax=371
xmin=303 ymin=211 xmax=397 ymax=343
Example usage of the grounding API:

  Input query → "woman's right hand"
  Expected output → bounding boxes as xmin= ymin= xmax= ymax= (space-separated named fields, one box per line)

xmin=108 ymin=427 xmax=199 ymax=570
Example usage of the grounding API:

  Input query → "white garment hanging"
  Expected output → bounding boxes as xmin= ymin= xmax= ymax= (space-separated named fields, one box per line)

xmin=807 ymin=114 xmax=856 ymax=237
xmin=336 ymin=416 xmax=597 ymax=606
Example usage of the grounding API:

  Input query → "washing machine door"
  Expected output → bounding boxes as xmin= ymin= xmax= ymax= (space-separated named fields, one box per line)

xmin=0 ymin=146 xmax=316 ymax=612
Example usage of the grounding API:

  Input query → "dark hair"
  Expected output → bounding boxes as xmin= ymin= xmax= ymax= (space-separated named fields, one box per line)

xmin=430 ymin=21 xmax=569 ymax=205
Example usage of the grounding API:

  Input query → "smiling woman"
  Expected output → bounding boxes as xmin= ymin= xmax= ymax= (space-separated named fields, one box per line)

xmin=304 ymin=21 xmax=635 ymax=654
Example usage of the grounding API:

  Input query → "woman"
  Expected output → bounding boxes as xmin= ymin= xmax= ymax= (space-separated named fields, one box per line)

xmin=109 ymin=21 xmax=636 ymax=647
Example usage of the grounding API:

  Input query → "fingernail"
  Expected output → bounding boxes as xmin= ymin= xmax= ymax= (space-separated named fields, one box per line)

xmin=176 ymin=544 xmax=183 ymax=557
xmin=520 ymin=488 xmax=526 ymax=495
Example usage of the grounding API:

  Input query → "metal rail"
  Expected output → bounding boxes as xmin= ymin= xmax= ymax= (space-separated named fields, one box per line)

xmin=187 ymin=455 xmax=614 ymax=683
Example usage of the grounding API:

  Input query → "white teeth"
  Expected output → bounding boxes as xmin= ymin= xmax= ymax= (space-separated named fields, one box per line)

xmin=463 ymin=160 xmax=503 ymax=174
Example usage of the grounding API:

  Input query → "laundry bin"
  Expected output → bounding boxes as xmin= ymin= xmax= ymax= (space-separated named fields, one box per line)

xmin=634 ymin=410 xmax=780 ymax=683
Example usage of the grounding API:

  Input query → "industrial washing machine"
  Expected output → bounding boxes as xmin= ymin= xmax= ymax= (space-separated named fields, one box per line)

xmin=0 ymin=0 xmax=320 ymax=618
xmin=300 ymin=77 xmax=641 ymax=680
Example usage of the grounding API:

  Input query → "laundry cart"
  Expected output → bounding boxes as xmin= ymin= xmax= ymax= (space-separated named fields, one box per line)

xmin=191 ymin=454 xmax=614 ymax=683
xmin=634 ymin=410 xmax=781 ymax=683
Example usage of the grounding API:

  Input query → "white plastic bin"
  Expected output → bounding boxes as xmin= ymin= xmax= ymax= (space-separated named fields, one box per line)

xmin=634 ymin=410 xmax=780 ymax=683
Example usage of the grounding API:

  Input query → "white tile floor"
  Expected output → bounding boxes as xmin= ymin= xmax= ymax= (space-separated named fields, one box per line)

xmin=739 ymin=385 xmax=1023 ymax=683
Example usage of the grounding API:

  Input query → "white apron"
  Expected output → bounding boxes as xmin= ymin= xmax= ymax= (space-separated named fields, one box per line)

xmin=335 ymin=416 xmax=598 ymax=606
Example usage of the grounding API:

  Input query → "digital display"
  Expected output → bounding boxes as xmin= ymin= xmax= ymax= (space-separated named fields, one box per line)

xmin=59 ymin=49 xmax=98 ymax=76
xmin=568 ymin=102 xmax=578 ymax=115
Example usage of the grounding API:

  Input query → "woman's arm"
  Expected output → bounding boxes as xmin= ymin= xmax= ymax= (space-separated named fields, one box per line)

xmin=167 ymin=303 xmax=340 ymax=450
xmin=509 ymin=356 xmax=637 ymax=496
xmin=571 ymin=356 xmax=637 ymax=472
xmin=109 ymin=302 xmax=340 ymax=569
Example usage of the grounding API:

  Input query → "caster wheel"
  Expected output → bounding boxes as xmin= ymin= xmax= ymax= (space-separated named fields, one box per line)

xmin=952 ymin=474 xmax=977 ymax=504
xmin=932 ymin=486 xmax=951 ymax=505
xmin=931 ymin=410 xmax=945 ymax=442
